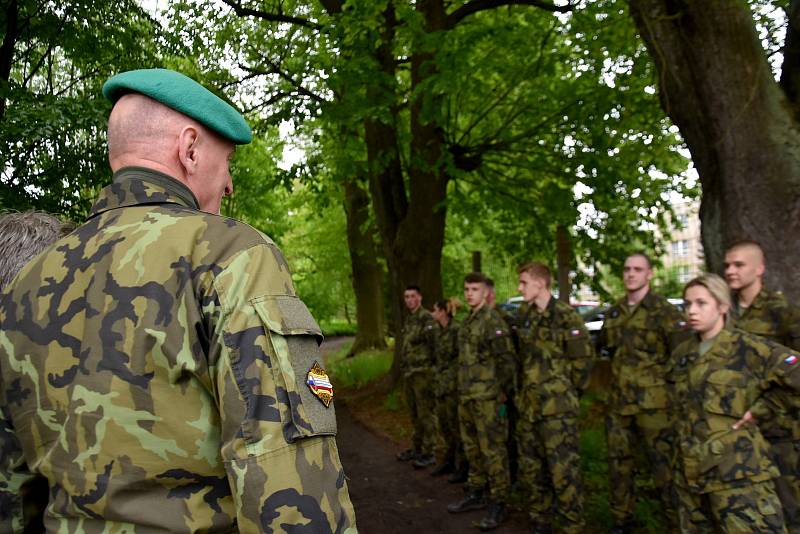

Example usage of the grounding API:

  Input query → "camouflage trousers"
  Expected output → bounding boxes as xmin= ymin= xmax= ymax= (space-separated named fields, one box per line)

xmin=767 ymin=439 xmax=800 ymax=533
xmin=458 ymin=398 xmax=509 ymax=501
xmin=404 ymin=371 xmax=437 ymax=454
xmin=676 ymin=480 xmax=786 ymax=533
xmin=435 ymin=389 xmax=464 ymax=467
xmin=516 ymin=411 xmax=584 ymax=533
xmin=606 ymin=408 xmax=678 ymax=527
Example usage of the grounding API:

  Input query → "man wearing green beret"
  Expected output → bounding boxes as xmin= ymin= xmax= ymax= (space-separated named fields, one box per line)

xmin=0 ymin=69 xmax=357 ymax=533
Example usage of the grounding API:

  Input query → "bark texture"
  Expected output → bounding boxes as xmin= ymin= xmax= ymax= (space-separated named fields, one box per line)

xmin=343 ymin=176 xmax=388 ymax=356
xmin=556 ymin=224 xmax=571 ymax=302
xmin=629 ymin=0 xmax=800 ymax=300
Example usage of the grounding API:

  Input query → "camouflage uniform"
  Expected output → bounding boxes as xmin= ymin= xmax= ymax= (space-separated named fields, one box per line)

xmin=731 ymin=287 xmax=800 ymax=532
xmin=669 ymin=327 xmax=800 ymax=533
xmin=402 ymin=307 xmax=438 ymax=456
xmin=514 ymin=298 xmax=593 ymax=533
xmin=0 ymin=168 xmax=357 ymax=533
xmin=457 ymin=305 xmax=515 ymax=502
xmin=599 ymin=291 xmax=690 ymax=528
xmin=434 ymin=319 xmax=463 ymax=467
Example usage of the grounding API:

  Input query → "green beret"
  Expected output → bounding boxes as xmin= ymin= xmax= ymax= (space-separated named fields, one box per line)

xmin=102 ymin=68 xmax=252 ymax=145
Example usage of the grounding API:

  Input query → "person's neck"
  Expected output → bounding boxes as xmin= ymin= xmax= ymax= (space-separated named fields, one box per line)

xmin=700 ymin=319 xmax=725 ymax=341
xmin=737 ymin=279 xmax=763 ymax=308
xmin=626 ymin=285 xmax=650 ymax=306
xmin=408 ymin=304 xmax=421 ymax=314
xmin=470 ymin=301 xmax=485 ymax=314
xmin=533 ymin=291 xmax=552 ymax=312
xmin=439 ymin=316 xmax=451 ymax=328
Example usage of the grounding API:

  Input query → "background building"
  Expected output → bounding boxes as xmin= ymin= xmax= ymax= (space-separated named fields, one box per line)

xmin=662 ymin=199 xmax=704 ymax=283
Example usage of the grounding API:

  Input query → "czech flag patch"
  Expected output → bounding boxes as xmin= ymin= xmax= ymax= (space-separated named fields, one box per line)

xmin=785 ymin=354 xmax=798 ymax=366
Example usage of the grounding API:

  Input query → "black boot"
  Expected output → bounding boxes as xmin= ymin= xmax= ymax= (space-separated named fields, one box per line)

xmin=448 ymin=463 xmax=469 ymax=484
xmin=478 ymin=502 xmax=507 ymax=531
xmin=412 ymin=453 xmax=436 ymax=469
xmin=447 ymin=488 xmax=487 ymax=513
xmin=430 ymin=461 xmax=455 ymax=476
xmin=396 ymin=448 xmax=418 ymax=462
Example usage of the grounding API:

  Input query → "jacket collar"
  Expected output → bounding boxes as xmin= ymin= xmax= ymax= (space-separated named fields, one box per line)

xmin=89 ymin=167 xmax=200 ymax=218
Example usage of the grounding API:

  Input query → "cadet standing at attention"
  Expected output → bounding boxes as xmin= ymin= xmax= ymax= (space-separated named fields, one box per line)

xmin=0 ymin=69 xmax=356 ymax=532
xmin=396 ymin=285 xmax=439 ymax=468
xmin=599 ymin=252 xmax=690 ymax=532
xmin=724 ymin=240 xmax=800 ymax=532
xmin=447 ymin=272 xmax=515 ymax=531
xmin=430 ymin=299 xmax=466 ymax=480
xmin=671 ymin=273 xmax=800 ymax=533
xmin=514 ymin=262 xmax=594 ymax=533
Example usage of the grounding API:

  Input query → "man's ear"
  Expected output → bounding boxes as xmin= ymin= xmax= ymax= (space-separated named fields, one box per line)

xmin=178 ymin=126 xmax=200 ymax=175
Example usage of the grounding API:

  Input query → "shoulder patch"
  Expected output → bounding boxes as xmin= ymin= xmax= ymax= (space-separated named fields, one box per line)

xmin=306 ymin=361 xmax=334 ymax=408
xmin=495 ymin=329 xmax=505 ymax=337
xmin=570 ymin=329 xmax=582 ymax=337
xmin=785 ymin=354 xmax=798 ymax=366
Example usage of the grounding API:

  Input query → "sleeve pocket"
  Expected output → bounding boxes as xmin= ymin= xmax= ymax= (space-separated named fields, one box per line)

xmin=252 ymin=295 xmax=337 ymax=443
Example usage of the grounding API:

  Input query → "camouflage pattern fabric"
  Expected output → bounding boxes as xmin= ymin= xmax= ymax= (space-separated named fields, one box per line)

xmin=598 ymin=291 xmax=690 ymax=527
xmin=731 ymin=287 xmax=800 ymax=532
xmin=513 ymin=299 xmax=592 ymax=532
xmin=458 ymin=400 xmax=509 ymax=501
xmin=457 ymin=305 xmax=514 ymax=501
xmin=0 ymin=168 xmax=357 ymax=533
xmin=669 ymin=327 xmax=800 ymax=533
xmin=434 ymin=320 xmax=463 ymax=465
xmin=401 ymin=307 xmax=437 ymax=455
xmin=676 ymin=481 xmax=786 ymax=533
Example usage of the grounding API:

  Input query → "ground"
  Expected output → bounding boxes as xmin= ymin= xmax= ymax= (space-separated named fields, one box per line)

xmin=323 ymin=338 xmax=530 ymax=532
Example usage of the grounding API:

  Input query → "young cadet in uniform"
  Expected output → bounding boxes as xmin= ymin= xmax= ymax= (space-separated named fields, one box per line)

xmin=430 ymin=299 xmax=465 ymax=479
xmin=447 ymin=272 xmax=516 ymax=531
xmin=598 ymin=252 xmax=690 ymax=532
xmin=514 ymin=262 xmax=594 ymax=533
xmin=0 ymin=69 xmax=356 ymax=533
xmin=396 ymin=285 xmax=439 ymax=468
xmin=724 ymin=240 xmax=800 ymax=531
xmin=671 ymin=273 xmax=800 ymax=533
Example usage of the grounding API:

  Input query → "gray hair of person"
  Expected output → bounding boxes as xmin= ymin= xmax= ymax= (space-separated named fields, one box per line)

xmin=683 ymin=273 xmax=732 ymax=312
xmin=0 ymin=211 xmax=70 ymax=291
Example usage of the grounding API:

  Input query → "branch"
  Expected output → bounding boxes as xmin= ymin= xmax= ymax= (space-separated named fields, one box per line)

xmin=220 ymin=0 xmax=322 ymax=30
xmin=445 ymin=0 xmax=573 ymax=29
xmin=240 ymin=64 xmax=326 ymax=104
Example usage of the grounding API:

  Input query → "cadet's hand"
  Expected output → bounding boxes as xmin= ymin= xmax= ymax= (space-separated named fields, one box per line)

xmin=732 ymin=410 xmax=757 ymax=430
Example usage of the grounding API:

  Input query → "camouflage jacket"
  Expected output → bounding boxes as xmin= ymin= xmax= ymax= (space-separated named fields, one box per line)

xmin=435 ymin=319 xmax=460 ymax=397
xmin=731 ymin=288 xmax=800 ymax=441
xmin=599 ymin=291 xmax=690 ymax=414
xmin=401 ymin=307 xmax=437 ymax=376
xmin=515 ymin=298 xmax=594 ymax=417
xmin=731 ymin=287 xmax=800 ymax=352
xmin=457 ymin=305 xmax=515 ymax=402
xmin=669 ymin=328 xmax=800 ymax=493
xmin=0 ymin=168 xmax=356 ymax=533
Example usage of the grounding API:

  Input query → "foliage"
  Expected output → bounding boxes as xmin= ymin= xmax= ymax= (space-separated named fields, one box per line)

xmin=326 ymin=341 xmax=393 ymax=389
xmin=0 ymin=0 xmax=164 ymax=219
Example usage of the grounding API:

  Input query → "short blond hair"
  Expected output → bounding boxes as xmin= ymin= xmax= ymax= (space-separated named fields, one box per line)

xmin=684 ymin=273 xmax=732 ymax=310
xmin=517 ymin=261 xmax=551 ymax=288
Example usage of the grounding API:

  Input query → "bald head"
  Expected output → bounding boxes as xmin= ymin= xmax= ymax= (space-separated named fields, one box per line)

xmin=724 ymin=241 xmax=765 ymax=291
xmin=108 ymin=94 xmax=198 ymax=172
xmin=106 ymin=93 xmax=236 ymax=214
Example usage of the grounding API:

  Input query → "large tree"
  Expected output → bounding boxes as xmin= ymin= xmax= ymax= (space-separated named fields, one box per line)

xmin=628 ymin=0 xmax=800 ymax=299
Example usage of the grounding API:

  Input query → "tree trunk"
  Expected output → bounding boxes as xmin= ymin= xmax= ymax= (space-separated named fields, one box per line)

xmin=628 ymin=0 xmax=800 ymax=300
xmin=0 ymin=0 xmax=19 ymax=121
xmin=343 ymin=176 xmax=388 ymax=356
xmin=555 ymin=224 xmax=571 ymax=302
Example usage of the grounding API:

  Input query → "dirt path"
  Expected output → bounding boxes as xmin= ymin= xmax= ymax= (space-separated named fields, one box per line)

xmin=335 ymin=402 xmax=529 ymax=533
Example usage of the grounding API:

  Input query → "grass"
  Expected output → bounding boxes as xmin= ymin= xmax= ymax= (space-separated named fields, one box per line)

xmin=319 ymin=319 xmax=359 ymax=337
xmin=326 ymin=340 xmax=394 ymax=389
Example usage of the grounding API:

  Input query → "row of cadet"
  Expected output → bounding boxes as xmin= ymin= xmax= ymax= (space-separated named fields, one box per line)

xmin=396 ymin=242 xmax=800 ymax=533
